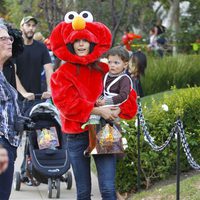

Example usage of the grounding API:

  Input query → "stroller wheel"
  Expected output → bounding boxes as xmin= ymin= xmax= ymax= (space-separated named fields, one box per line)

xmin=55 ymin=179 xmax=60 ymax=198
xmin=13 ymin=171 xmax=21 ymax=191
xmin=48 ymin=178 xmax=52 ymax=198
xmin=65 ymin=171 xmax=72 ymax=190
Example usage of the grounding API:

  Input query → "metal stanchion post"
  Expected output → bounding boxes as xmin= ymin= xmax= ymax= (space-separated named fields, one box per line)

xmin=137 ymin=97 xmax=141 ymax=192
xmin=176 ymin=124 xmax=180 ymax=200
xmin=134 ymin=78 xmax=141 ymax=192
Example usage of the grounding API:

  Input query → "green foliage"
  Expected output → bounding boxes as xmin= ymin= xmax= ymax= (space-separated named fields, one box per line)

xmin=177 ymin=1 xmax=200 ymax=53
xmin=1 ymin=1 xmax=200 ymax=52
xmin=116 ymin=87 xmax=200 ymax=193
xmin=3 ymin=0 xmax=49 ymax=35
xmin=141 ymin=54 xmax=200 ymax=96
xmin=0 ymin=0 xmax=7 ymax=17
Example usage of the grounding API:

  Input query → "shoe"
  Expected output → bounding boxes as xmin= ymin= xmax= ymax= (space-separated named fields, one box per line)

xmin=25 ymin=178 xmax=40 ymax=186
xmin=25 ymin=179 xmax=33 ymax=186
xmin=20 ymin=174 xmax=29 ymax=183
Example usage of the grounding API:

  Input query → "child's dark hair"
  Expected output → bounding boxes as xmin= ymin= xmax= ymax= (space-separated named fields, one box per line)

xmin=131 ymin=51 xmax=147 ymax=77
xmin=106 ymin=46 xmax=129 ymax=62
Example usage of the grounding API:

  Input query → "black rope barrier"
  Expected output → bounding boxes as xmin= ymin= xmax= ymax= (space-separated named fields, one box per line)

xmin=136 ymin=99 xmax=200 ymax=199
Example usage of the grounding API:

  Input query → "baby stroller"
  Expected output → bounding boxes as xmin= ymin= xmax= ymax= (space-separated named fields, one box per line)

xmin=13 ymin=101 xmax=72 ymax=198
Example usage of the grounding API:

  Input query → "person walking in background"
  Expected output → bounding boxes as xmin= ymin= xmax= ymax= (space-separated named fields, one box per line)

xmin=147 ymin=26 xmax=164 ymax=57
xmin=15 ymin=16 xmax=53 ymax=103
xmin=153 ymin=19 xmax=166 ymax=46
xmin=15 ymin=16 xmax=53 ymax=183
xmin=147 ymin=27 xmax=158 ymax=52
xmin=50 ymin=11 xmax=137 ymax=200
xmin=0 ymin=20 xmax=23 ymax=200
xmin=128 ymin=51 xmax=147 ymax=97
xmin=148 ymin=19 xmax=167 ymax=57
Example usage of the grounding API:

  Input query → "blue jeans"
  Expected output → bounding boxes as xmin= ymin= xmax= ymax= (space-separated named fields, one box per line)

xmin=65 ymin=131 xmax=117 ymax=200
xmin=0 ymin=136 xmax=17 ymax=200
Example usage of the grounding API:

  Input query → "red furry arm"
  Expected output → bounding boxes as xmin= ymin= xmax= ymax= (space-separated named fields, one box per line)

xmin=50 ymin=72 xmax=94 ymax=123
xmin=119 ymin=89 xmax=138 ymax=120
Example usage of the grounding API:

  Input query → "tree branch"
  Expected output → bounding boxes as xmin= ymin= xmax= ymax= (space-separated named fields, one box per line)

xmin=111 ymin=0 xmax=128 ymax=45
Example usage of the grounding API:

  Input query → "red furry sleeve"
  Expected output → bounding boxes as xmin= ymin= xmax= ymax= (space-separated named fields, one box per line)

xmin=50 ymin=72 xmax=94 ymax=123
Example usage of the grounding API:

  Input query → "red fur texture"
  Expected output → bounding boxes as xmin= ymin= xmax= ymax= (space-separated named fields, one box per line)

xmin=51 ymin=62 xmax=108 ymax=133
xmin=50 ymin=13 xmax=137 ymax=133
xmin=50 ymin=21 xmax=112 ymax=65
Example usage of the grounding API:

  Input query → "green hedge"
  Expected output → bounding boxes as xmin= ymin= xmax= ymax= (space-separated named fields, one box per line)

xmin=116 ymin=87 xmax=200 ymax=193
xmin=141 ymin=55 xmax=200 ymax=96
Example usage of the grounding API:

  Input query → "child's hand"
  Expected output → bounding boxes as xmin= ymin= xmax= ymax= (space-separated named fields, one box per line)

xmin=96 ymin=98 xmax=105 ymax=106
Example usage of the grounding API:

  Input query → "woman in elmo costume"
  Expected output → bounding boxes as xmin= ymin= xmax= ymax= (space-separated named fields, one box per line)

xmin=50 ymin=11 xmax=137 ymax=200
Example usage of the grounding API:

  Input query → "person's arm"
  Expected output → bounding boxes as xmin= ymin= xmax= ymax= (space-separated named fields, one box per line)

xmin=44 ymin=63 xmax=54 ymax=92
xmin=91 ymin=106 xmax=120 ymax=121
xmin=42 ymin=63 xmax=54 ymax=99
xmin=14 ymin=64 xmax=35 ymax=100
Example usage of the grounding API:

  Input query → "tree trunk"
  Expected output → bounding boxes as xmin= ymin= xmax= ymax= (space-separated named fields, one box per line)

xmin=167 ymin=0 xmax=180 ymax=55
xmin=110 ymin=0 xmax=128 ymax=46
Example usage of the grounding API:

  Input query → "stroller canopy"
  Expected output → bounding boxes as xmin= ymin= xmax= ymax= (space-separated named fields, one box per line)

xmin=29 ymin=102 xmax=61 ymax=126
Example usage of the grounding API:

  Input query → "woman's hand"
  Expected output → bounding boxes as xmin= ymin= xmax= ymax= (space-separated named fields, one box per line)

xmin=110 ymin=107 xmax=121 ymax=118
xmin=92 ymin=106 xmax=120 ymax=120
xmin=100 ymin=107 xmax=114 ymax=120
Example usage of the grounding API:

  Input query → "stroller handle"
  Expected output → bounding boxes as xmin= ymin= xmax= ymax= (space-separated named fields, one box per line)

xmin=22 ymin=94 xmax=43 ymax=102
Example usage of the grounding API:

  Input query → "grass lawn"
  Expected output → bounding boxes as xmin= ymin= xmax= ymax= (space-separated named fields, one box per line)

xmin=129 ymin=171 xmax=200 ymax=200
xmin=141 ymin=90 xmax=172 ymax=106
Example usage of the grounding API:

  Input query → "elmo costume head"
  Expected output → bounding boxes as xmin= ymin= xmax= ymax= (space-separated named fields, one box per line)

xmin=50 ymin=11 xmax=112 ymax=65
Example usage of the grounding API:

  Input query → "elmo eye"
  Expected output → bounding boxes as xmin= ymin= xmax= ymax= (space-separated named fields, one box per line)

xmin=79 ymin=11 xmax=93 ymax=22
xmin=64 ymin=11 xmax=78 ymax=23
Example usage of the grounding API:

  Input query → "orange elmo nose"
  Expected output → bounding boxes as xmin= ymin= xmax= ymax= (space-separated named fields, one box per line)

xmin=72 ymin=16 xmax=86 ymax=30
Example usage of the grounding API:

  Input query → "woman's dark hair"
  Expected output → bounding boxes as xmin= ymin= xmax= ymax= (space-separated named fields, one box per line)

xmin=6 ymin=23 xmax=24 ymax=58
xmin=131 ymin=51 xmax=147 ymax=77
xmin=106 ymin=46 xmax=129 ymax=62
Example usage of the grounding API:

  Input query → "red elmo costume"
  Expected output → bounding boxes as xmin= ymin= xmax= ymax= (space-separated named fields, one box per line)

xmin=50 ymin=11 xmax=137 ymax=133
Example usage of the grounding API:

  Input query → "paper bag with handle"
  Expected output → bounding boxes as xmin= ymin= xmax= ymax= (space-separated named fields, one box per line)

xmin=84 ymin=119 xmax=124 ymax=156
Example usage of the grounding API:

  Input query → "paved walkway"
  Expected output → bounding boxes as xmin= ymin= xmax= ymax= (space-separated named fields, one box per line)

xmin=10 ymin=139 xmax=101 ymax=200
